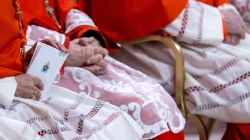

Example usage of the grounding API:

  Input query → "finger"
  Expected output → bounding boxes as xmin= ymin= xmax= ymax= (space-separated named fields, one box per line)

xmin=41 ymin=39 xmax=59 ymax=49
xmin=42 ymin=39 xmax=69 ymax=53
xmin=231 ymin=36 xmax=237 ymax=46
xmin=79 ymin=38 xmax=89 ymax=46
xmin=55 ymin=42 xmax=69 ymax=53
xmin=24 ymin=92 xmax=34 ymax=99
xmin=83 ymin=65 xmax=101 ymax=73
xmin=87 ymin=37 xmax=96 ymax=42
xmin=224 ymin=35 xmax=232 ymax=45
xmin=237 ymin=28 xmax=246 ymax=39
xmin=70 ymin=38 xmax=80 ymax=44
xmin=93 ymin=47 xmax=108 ymax=56
xmin=30 ymin=76 xmax=44 ymax=90
xmin=233 ymin=36 xmax=240 ymax=46
xmin=25 ymin=42 xmax=38 ymax=61
xmin=30 ymin=86 xmax=41 ymax=100
xmin=86 ymin=54 xmax=103 ymax=65
xmin=230 ymin=35 xmax=240 ymax=46
xmin=96 ymin=60 xmax=108 ymax=69
xmin=93 ymin=70 xmax=105 ymax=76
xmin=87 ymin=37 xmax=100 ymax=46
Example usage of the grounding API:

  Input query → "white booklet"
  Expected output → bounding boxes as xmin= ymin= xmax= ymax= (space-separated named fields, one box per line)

xmin=26 ymin=42 xmax=68 ymax=97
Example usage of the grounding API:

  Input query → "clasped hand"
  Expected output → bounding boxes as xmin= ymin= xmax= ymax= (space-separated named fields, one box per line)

xmin=66 ymin=37 xmax=108 ymax=75
xmin=220 ymin=9 xmax=247 ymax=46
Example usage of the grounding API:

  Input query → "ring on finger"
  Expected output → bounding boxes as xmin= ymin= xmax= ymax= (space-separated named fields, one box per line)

xmin=31 ymin=94 xmax=37 ymax=100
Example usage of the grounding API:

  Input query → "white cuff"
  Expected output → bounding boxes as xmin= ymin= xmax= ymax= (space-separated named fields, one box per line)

xmin=218 ymin=4 xmax=241 ymax=15
xmin=0 ymin=77 xmax=17 ymax=107
xmin=163 ymin=0 xmax=224 ymax=46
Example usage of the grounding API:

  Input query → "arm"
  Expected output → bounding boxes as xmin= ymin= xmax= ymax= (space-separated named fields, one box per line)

xmin=0 ymin=77 xmax=17 ymax=107
xmin=52 ymin=0 xmax=107 ymax=47
xmin=64 ymin=9 xmax=107 ymax=48
xmin=26 ymin=25 xmax=70 ymax=49
xmin=163 ymin=0 xmax=227 ymax=46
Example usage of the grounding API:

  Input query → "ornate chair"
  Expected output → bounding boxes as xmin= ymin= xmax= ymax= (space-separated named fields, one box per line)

xmin=119 ymin=35 xmax=215 ymax=140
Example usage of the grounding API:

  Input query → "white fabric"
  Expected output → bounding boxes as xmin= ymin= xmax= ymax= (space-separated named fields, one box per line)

xmin=58 ymin=57 xmax=185 ymax=139
xmin=0 ymin=77 xmax=17 ymax=107
xmin=164 ymin=0 xmax=224 ymax=46
xmin=0 ymin=85 xmax=144 ymax=140
xmin=111 ymin=0 xmax=250 ymax=123
xmin=0 ymin=117 xmax=40 ymax=140
xmin=26 ymin=25 xmax=66 ymax=47
xmin=24 ymin=8 xmax=185 ymax=139
xmin=65 ymin=9 xmax=96 ymax=34
xmin=218 ymin=3 xmax=241 ymax=14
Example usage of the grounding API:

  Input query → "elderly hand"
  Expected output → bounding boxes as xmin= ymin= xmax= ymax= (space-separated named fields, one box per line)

xmin=25 ymin=39 xmax=68 ymax=69
xmin=66 ymin=39 xmax=108 ymax=71
xmin=224 ymin=34 xmax=242 ymax=46
xmin=220 ymin=9 xmax=246 ymax=45
xmin=14 ymin=74 xmax=43 ymax=100
xmin=79 ymin=37 xmax=102 ymax=47
xmin=78 ymin=37 xmax=108 ymax=75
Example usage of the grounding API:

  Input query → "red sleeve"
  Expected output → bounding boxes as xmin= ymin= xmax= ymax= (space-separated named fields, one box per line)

xmin=222 ymin=17 xmax=228 ymax=41
xmin=198 ymin=0 xmax=229 ymax=7
xmin=77 ymin=0 xmax=92 ymax=17
xmin=218 ymin=10 xmax=228 ymax=41
xmin=214 ymin=0 xmax=229 ymax=7
xmin=66 ymin=25 xmax=108 ymax=47
xmin=53 ymin=0 xmax=79 ymax=32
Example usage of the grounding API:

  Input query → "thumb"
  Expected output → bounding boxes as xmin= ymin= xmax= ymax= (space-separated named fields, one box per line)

xmin=237 ymin=28 xmax=246 ymax=39
xmin=30 ymin=76 xmax=44 ymax=90
xmin=25 ymin=42 xmax=37 ymax=65
xmin=79 ymin=38 xmax=88 ymax=46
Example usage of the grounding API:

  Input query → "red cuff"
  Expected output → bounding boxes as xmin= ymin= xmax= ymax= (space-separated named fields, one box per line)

xmin=66 ymin=25 xmax=108 ymax=48
xmin=221 ymin=16 xmax=228 ymax=41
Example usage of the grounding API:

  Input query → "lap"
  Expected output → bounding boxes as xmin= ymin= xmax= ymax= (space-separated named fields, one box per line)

xmin=111 ymin=40 xmax=250 ymax=123
xmin=0 ymin=85 xmax=143 ymax=140
xmin=57 ymin=56 xmax=185 ymax=139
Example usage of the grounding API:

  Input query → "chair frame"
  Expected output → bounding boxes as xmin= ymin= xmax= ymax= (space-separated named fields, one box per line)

xmin=119 ymin=35 xmax=215 ymax=140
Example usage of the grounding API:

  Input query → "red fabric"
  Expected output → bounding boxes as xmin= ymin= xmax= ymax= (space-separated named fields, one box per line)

xmin=198 ymin=0 xmax=229 ymax=7
xmin=221 ymin=12 xmax=228 ymax=41
xmin=78 ymin=0 xmax=188 ymax=42
xmin=0 ymin=1 xmax=24 ymax=78
xmin=19 ymin=0 xmax=78 ymax=33
xmin=19 ymin=0 xmax=114 ymax=52
xmin=154 ymin=130 xmax=185 ymax=140
xmin=223 ymin=123 xmax=250 ymax=140
xmin=66 ymin=25 xmax=108 ymax=48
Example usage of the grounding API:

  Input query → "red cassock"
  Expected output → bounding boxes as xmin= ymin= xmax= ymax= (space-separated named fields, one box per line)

xmin=198 ymin=0 xmax=229 ymax=7
xmin=78 ymin=0 xmax=187 ymax=139
xmin=78 ymin=0 xmax=188 ymax=42
xmin=77 ymin=0 xmax=250 ymax=139
xmin=18 ymin=0 xmax=119 ymax=53
xmin=0 ymin=1 xmax=24 ymax=78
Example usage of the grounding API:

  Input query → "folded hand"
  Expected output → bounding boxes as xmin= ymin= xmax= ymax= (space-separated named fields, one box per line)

xmin=220 ymin=9 xmax=246 ymax=45
xmin=224 ymin=34 xmax=242 ymax=46
xmin=14 ymin=74 xmax=44 ymax=100
xmin=77 ymin=37 xmax=108 ymax=75
xmin=66 ymin=39 xmax=108 ymax=69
